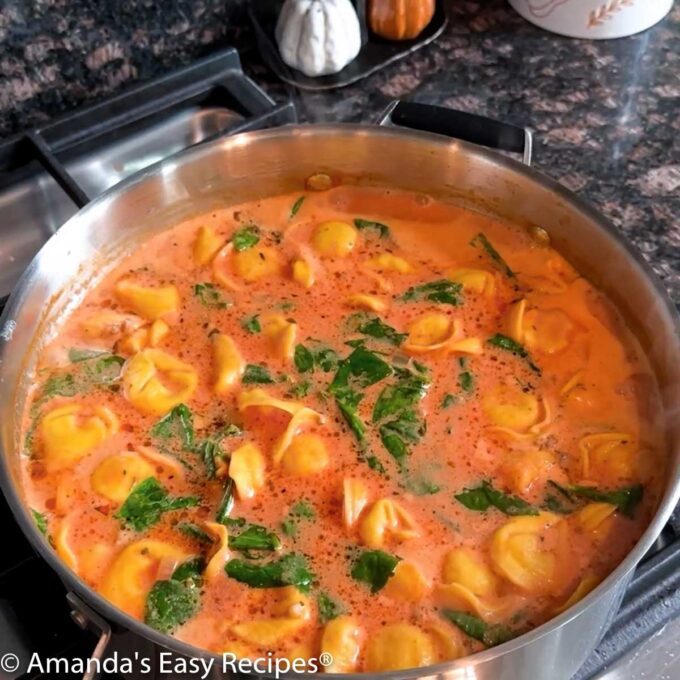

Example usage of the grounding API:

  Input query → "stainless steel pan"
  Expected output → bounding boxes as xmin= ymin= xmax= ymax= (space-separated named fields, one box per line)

xmin=1 ymin=101 xmax=679 ymax=680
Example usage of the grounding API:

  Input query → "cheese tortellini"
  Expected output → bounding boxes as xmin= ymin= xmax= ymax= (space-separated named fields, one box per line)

xmin=365 ymin=624 xmax=435 ymax=672
xmin=280 ymin=433 xmax=329 ymax=476
xmin=291 ymin=257 xmax=315 ymax=288
xmin=448 ymin=267 xmax=495 ymax=295
xmin=115 ymin=280 xmax=180 ymax=321
xmin=404 ymin=313 xmax=483 ymax=355
xmin=100 ymin=540 xmax=188 ymax=618
xmin=435 ymin=548 xmax=505 ymax=619
xmin=231 ymin=587 xmax=311 ymax=645
xmin=505 ymin=298 xmax=575 ymax=354
xmin=122 ymin=348 xmax=198 ymax=415
xmin=364 ymin=253 xmax=412 ymax=273
xmin=579 ymin=432 xmax=637 ymax=483
xmin=213 ymin=334 xmax=245 ymax=394
xmin=193 ymin=225 xmax=224 ymax=266
xmin=383 ymin=560 xmax=430 ymax=602
xmin=483 ymin=383 xmax=542 ymax=433
xmin=490 ymin=513 xmax=561 ymax=593
xmin=320 ymin=616 xmax=362 ymax=673
xmin=229 ymin=442 xmax=266 ymax=500
xmin=261 ymin=314 xmax=297 ymax=363
xmin=90 ymin=452 xmax=155 ymax=503
xmin=343 ymin=477 xmax=369 ymax=529
xmin=233 ymin=245 xmax=283 ymax=282
xmin=311 ymin=221 xmax=357 ymax=258
xmin=359 ymin=499 xmax=419 ymax=548
xmin=41 ymin=404 xmax=119 ymax=470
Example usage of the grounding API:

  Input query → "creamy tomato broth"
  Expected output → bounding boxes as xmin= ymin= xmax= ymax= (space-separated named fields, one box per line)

xmin=22 ymin=184 xmax=664 ymax=672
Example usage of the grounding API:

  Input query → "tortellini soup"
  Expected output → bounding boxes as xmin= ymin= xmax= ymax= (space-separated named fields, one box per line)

xmin=21 ymin=182 xmax=665 ymax=671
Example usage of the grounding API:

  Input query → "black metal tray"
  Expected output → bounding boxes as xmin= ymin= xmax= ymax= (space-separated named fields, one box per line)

xmin=249 ymin=0 xmax=448 ymax=91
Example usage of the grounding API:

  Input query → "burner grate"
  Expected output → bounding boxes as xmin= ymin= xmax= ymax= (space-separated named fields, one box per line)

xmin=0 ymin=47 xmax=296 ymax=303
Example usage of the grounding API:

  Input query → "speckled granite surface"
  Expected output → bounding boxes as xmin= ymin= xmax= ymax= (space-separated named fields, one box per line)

xmin=0 ymin=0 xmax=678 ymax=301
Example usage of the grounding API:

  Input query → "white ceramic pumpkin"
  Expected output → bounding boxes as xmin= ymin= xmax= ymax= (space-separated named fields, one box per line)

xmin=276 ymin=0 xmax=362 ymax=77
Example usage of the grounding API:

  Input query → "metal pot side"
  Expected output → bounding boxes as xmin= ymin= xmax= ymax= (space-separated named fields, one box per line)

xmin=1 ymin=125 xmax=679 ymax=680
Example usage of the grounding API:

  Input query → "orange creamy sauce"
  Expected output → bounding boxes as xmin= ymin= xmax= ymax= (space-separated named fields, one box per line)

xmin=21 ymin=185 xmax=665 ymax=672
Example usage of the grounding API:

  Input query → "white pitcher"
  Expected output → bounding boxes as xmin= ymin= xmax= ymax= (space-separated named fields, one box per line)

xmin=508 ymin=0 xmax=674 ymax=38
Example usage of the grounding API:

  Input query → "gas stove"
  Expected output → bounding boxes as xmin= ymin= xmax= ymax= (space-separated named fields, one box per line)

xmin=0 ymin=47 xmax=678 ymax=680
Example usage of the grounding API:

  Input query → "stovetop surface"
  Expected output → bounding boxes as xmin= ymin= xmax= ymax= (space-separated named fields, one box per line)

xmin=0 ymin=46 xmax=678 ymax=680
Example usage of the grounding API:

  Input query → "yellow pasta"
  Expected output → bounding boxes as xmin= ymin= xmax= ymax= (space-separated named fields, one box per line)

xmin=483 ymin=383 xmax=541 ymax=433
xmin=359 ymin=499 xmax=419 ymax=548
xmin=364 ymin=253 xmax=412 ymax=273
xmin=447 ymin=267 xmax=495 ymax=295
xmin=213 ymin=334 xmax=245 ymax=394
xmin=122 ymin=348 xmax=198 ymax=415
xmin=229 ymin=442 xmax=266 ymax=500
xmin=579 ymin=432 xmax=637 ymax=482
xmin=345 ymin=293 xmax=389 ymax=313
xmin=233 ymin=245 xmax=283 ymax=282
xmin=204 ymin=522 xmax=231 ymax=581
xmin=261 ymin=314 xmax=297 ymax=363
xmin=115 ymin=280 xmax=179 ymax=321
xmin=280 ymin=433 xmax=329 ymax=476
xmin=311 ymin=221 xmax=358 ymax=258
xmin=490 ymin=513 xmax=561 ymax=592
xmin=291 ymin=257 xmax=315 ymax=288
xmin=117 ymin=319 xmax=170 ymax=355
xmin=90 ymin=452 xmax=155 ymax=504
xmin=553 ymin=572 xmax=600 ymax=615
xmin=364 ymin=624 xmax=435 ymax=672
xmin=41 ymin=404 xmax=119 ymax=470
xmin=502 ymin=448 xmax=556 ymax=495
xmin=320 ymin=616 xmax=362 ymax=673
xmin=343 ymin=478 xmax=370 ymax=529
xmin=100 ymin=540 xmax=188 ymax=618
xmin=383 ymin=560 xmax=430 ymax=602
xmin=193 ymin=225 xmax=224 ymax=266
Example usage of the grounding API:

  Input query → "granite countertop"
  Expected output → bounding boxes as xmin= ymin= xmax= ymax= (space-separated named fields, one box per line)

xmin=0 ymin=0 xmax=678 ymax=302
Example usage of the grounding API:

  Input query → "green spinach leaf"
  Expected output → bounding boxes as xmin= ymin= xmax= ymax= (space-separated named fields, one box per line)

xmin=455 ymin=480 xmax=538 ymax=516
xmin=242 ymin=364 xmax=275 ymax=384
xmin=31 ymin=508 xmax=49 ymax=538
xmin=357 ymin=316 xmax=407 ymax=347
xmin=232 ymin=225 xmax=260 ymax=252
xmin=145 ymin=557 xmax=203 ymax=633
xmin=290 ymin=196 xmax=306 ymax=218
xmin=241 ymin=315 xmax=261 ymax=334
xmin=487 ymin=333 xmax=541 ymax=375
xmin=442 ymin=609 xmax=515 ymax=647
xmin=178 ymin=522 xmax=214 ymax=544
xmin=68 ymin=348 xmax=109 ymax=363
xmin=115 ymin=477 xmax=199 ymax=532
xmin=470 ymin=232 xmax=516 ymax=279
xmin=281 ymin=501 xmax=316 ymax=538
xmin=354 ymin=218 xmax=390 ymax=238
xmin=151 ymin=404 xmax=195 ymax=450
xmin=294 ymin=344 xmax=315 ymax=373
xmin=441 ymin=393 xmax=457 ymax=409
xmin=570 ymin=484 xmax=643 ymax=518
xmin=401 ymin=279 xmax=462 ymax=306
xmin=229 ymin=523 xmax=282 ymax=552
xmin=318 ymin=592 xmax=344 ymax=623
xmin=216 ymin=478 xmax=235 ymax=525
xmin=225 ymin=553 xmax=315 ymax=591
xmin=193 ymin=282 xmax=230 ymax=309
xmin=351 ymin=549 xmax=400 ymax=593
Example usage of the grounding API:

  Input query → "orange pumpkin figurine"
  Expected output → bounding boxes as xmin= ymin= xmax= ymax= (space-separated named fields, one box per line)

xmin=368 ymin=0 xmax=436 ymax=41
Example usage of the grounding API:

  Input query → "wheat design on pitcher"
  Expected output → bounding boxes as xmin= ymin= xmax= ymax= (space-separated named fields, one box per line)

xmin=588 ymin=0 xmax=635 ymax=27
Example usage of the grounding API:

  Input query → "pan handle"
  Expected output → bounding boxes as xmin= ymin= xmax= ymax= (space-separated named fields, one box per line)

xmin=377 ymin=100 xmax=533 ymax=166
xmin=67 ymin=592 xmax=111 ymax=680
